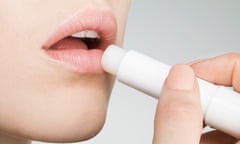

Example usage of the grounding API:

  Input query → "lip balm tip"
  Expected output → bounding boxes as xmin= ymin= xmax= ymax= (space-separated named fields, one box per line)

xmin=101 ymin=45 xmax=126 ymax=75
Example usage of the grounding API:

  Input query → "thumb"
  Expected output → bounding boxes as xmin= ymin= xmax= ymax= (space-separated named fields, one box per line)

xmin=153 ymin=64 xmax=203 ymax=144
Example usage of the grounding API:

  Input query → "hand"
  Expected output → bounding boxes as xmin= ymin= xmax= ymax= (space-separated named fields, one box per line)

xmin=153 ymin=53 xmax=240 ymax=144
xmin=191 ymin=53 xmax=240 ymax=144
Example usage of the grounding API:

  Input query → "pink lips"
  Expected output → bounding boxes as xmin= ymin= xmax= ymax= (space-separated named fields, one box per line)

xmin=42 ymin=9 xmax=117 ymax=74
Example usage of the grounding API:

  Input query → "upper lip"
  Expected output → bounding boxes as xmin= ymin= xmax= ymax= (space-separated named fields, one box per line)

xmin=42 ymin=8 xmax=117 ymax=50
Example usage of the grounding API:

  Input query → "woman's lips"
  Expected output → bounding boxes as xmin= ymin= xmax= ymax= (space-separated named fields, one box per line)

xmin=42 ymin=9 xmax=117 ymax=74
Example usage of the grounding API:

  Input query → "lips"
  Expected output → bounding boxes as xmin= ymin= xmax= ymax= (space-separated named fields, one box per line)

xmin=42 ymin=9 xmax=117 ymax=74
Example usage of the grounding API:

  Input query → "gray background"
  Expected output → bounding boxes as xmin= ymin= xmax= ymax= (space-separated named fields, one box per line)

xmin=34 ymin=0 xmax=240 ymax=143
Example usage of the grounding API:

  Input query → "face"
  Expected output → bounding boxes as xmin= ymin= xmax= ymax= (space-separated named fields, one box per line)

xmin=0 ymin=0 xmax=130 ymax=142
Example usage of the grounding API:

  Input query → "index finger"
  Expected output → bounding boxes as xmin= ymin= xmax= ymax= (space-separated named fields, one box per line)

xmin=191 ymin=53 xmax=240 ymax=92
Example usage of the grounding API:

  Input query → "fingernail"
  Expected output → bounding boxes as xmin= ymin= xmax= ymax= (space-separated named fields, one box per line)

xmin=166 ymin=64 xmax=195 ymax=90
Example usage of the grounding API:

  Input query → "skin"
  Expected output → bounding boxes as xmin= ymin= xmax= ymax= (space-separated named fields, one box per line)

xmin=153 ymin=54 xmax=240 ymax=144
xmin=0 ymin=0 xmax=130 ymax=143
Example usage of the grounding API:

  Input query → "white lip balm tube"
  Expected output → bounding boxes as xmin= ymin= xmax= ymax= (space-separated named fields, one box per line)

xmin=101 ymin=45 xmax=240 ymax=138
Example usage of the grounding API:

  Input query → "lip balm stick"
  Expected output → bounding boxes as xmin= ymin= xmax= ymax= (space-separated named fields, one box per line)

xmin=101 ymin=45 xmax=240 ymax=139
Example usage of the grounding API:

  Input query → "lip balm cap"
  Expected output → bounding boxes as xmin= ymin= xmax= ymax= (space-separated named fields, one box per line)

xmin=101 ymin=45 xmax=127 ymax=75
xmin=204 ymin=87 xmax=240 ymax=138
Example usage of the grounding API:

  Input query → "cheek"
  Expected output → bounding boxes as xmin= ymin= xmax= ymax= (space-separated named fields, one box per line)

xmin=108 ymin=0 xmax=131 ymax=45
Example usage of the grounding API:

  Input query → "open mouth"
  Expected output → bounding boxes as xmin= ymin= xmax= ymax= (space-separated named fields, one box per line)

xmin=71 ymin=30 xmax=101 ymax=50
xmin=48 ymin=30 xmax=101 ymax=51
xmin=71 ymin=30 xmax=101 ymax=49
xmin=42 ymin=9 xmax=117 ymax=74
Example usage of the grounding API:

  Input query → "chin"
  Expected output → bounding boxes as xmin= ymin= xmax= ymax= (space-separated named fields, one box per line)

xmin=31 ymin=112 xmax=107 ymax=143
xmin=31 ymin=104 xmax=107 ymax=143
xmin=0 ymin=73 xmax=114 ymax=143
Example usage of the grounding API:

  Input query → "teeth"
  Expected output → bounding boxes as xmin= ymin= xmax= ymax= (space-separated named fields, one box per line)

xmin=71 ymin=30 xmax=100 ymax=39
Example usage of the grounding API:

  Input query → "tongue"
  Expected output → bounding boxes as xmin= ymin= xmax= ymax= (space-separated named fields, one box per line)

xmin=50 ymin=37 xmax=88 ymax=50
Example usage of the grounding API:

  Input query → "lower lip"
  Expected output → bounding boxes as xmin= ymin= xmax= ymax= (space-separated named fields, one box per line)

xmin=43 ymin=38 xmax=105 ymax=74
